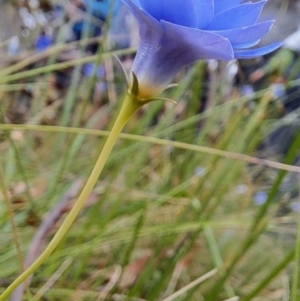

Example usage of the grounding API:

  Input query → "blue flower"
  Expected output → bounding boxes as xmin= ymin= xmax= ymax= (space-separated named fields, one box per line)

xmin=122 ymin=0 xmax=282 ymax=99
xmin=34 ymin=34 xmax=53 ymax=52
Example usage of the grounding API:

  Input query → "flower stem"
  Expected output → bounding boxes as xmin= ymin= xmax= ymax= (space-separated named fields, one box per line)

xmin=0 ymin=93 xmax=141 ymax=301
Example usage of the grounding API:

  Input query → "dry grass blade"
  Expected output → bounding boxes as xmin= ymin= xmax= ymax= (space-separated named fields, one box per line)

xmin=32 ymin=258 xmax=73 ymax=301
xmin=1 ymin=124 xmax=300 ymax=173
xmin=161 ymin=269 xmax=218 ymax=301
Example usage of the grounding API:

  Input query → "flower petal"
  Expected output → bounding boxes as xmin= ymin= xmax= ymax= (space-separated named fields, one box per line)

xmin=138 ymin=0 xmax=198 ymax=27
xmin=128 ymin=0 xmax=141 ymax=6
xmin=207 ymin=1 xmax=267 ymax=30
xmin=194 ymin=0 xmax=214 ymax=28
xmin=211 ymin=21 xmax=275 ymax=46
xmin=161 ymin=21 xmax=234 ymax=61
xmin=122 ymin=0 xmax=163 ymax=42
xmin=132 ymin=20 xmax=234 ymax=98
xmin=214 ymin=0 xmax=244 ymax=15
xmin=234 ymin=42 xmax=282 ymax=59
xmin=122 ymin=0 xmax=163 ymax=80
xmin=232 ymin=40 xmax=261 ymax=50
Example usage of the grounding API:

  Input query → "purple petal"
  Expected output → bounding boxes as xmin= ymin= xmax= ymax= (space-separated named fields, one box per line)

xmin=232 ymin=40 xmax=261 ymax=50
xmin=161 ymin=21 xmax=234 ymax=61
xmin=138 ymin=0 xmax=199 ymax=27
xmin=132 ymin=20 xmax=233 ymax=98
xmin=195 ymin=0 xmax=214 ymax=28
xmin=214 ymin=0 xmax=244 ymax=15
xmin=207 ymin=1 xmax=267 ymax=30
xmin=211 ymin=21 xmax=275 ymax=46
xmin=129 ymin=0 xmax=141 ymax=6
xmin=122 ymin=0 xmax=163 ymax=44
xmin=132 ymin=21 xmax=234 ymax=98
xmin=234 ymin=42 xmax=282 ymax=59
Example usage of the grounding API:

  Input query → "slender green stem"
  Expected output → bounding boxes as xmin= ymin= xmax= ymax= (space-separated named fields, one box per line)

xmin=291 ymin=206 xmax=300 ymax=301
xmin=0 ymin=166 xmax=24 ymax=275
xmin=0 ymin=93 xmax=141 ymax=301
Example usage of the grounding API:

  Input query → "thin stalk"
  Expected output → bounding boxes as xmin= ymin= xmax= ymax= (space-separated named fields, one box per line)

xmin=291 ymin=184 xmax=300 ymax=301
xmin=0 ymin=166 xmax=24 ymax=274
xmin=0 ymin=93 xmax=141 ymax=301
xmin=1 ymin=125 xmax=300 ymax=173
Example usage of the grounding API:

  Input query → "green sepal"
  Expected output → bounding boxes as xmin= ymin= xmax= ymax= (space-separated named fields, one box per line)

xmin=130 ymin=72 xmax=140 ymax=99
xmin=129 ymin=72 xmax=177 ymax=106
xmin=141 ymin=97 xmax=177 ymax=105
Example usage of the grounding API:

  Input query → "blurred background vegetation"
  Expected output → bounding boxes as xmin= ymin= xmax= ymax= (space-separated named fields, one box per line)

xmin=1 ymin=0 xmax=300 ymax=300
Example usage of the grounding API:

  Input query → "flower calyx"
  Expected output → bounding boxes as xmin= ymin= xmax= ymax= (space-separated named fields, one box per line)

xmin=128 ymin=72 xmax=177 ymax=106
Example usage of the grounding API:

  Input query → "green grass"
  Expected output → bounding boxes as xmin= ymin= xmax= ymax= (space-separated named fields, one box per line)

xmin=1 ymin=11 xmax=300 ymax=301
